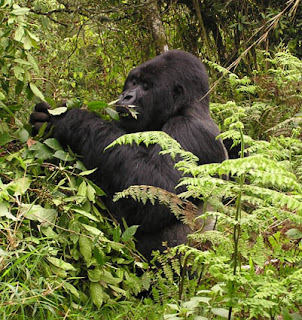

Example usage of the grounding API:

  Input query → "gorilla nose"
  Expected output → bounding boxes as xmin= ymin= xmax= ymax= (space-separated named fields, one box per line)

xmin=119 ymin=90 xmax=136 ymax=105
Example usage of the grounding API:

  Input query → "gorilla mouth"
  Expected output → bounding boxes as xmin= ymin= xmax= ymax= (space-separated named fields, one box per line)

xmin=116 ymin=105 xmax=139 ymax=120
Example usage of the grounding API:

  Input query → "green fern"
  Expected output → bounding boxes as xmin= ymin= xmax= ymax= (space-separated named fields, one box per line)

xmin=106 ymin=131 xmax=198 ymax=164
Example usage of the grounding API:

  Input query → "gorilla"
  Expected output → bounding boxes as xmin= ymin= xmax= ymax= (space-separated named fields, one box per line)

xmin=30 ymin=50 xmax=227 ymax=259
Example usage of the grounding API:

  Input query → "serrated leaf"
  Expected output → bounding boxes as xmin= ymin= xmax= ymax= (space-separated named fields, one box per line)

xmin=90 ymin=282 xmax=105 ymax=308
xmin=63 ymin=282 xmax=80 ymax=298
xmin=79 ymin=236 xmax=92 ymax=263
xmin=29 ymin=83 xmax=44 ymax=100
xmin=49 ymin=107 xmax=67 ymax=116
xmin=47 ymin=257 xmax=76 ymax=271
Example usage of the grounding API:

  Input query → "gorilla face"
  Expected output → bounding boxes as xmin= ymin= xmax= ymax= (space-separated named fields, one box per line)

xmin=116 ymin=66 xmax=174 ymax=133
xmin=116 ymin=50 xmax=210 ymax=133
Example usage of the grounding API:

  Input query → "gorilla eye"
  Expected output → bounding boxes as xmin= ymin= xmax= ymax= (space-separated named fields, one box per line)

xmin=142 ymin=82 xmax=149 ymax=90
xmin=132 ymin=79 xmax=137 ymax=86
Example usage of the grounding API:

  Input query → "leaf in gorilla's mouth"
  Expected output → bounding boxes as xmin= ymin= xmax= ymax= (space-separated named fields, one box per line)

xmin=116 ymin=104 xmax=139 ymax=119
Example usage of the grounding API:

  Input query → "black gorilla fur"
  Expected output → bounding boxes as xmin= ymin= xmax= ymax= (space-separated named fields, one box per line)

xmin=30 ymin=50 xmax=227 ymax=259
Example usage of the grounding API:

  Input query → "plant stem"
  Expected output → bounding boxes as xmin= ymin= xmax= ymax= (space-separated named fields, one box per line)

xmin=228 ymin=128 xmax=245 ymax=320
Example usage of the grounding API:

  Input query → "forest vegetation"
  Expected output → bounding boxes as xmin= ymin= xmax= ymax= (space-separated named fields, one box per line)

xmin=0 ymin=0 xmax=302 ymax=319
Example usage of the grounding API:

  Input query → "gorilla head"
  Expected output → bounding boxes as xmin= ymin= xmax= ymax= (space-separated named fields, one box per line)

xmin=116 ymin=50 xmax=210 ymax=132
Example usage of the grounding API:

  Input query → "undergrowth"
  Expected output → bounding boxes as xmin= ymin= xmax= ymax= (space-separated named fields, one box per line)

xmin=1 ymin=47 xmax=302 ymax=319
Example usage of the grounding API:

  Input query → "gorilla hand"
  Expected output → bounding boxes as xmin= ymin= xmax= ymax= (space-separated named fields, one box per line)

xmin=29 ymin=101 xmax=52 ymax=135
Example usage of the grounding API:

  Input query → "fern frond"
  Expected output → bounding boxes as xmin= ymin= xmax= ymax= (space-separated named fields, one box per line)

xmin=105 ymin=131 xmax=199 ymax=164
xmin=177 ymin=155 xmax=300 ymax=192
xmin=218 ymin=130 xmax=254 ymax=146
xmin=244 ymin=184 xmax=302 ymax=214
xmin=113 ymin=185 xmax=199 ymax=229
xmin=177 ymin=176 xmax=230 ymax=199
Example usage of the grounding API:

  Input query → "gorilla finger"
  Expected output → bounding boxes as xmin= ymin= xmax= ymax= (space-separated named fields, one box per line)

xmin=30 ymin=111 xmax=50 ymax=124
xmin=33 ymin=122 xmax=51 ymax=135
xmin=35 ymin=101 xmax=51 ymax=112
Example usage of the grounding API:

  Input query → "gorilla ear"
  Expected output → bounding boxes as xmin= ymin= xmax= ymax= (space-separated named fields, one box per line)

xmin=173 ymin=85 xmax=184 ymax=101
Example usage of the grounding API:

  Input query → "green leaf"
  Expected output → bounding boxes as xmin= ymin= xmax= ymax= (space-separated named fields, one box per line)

xmin=0 ymin=92 xmax=5 ymax=100
xmin=23 ymin=35 xmax=32 ymax=50
xmin=18 ymin=127 xmax=29 ymax=143
xmin=27 ymin=53 xmax=39 ymax=73
xmin=15 ymin=80 xmax=24 ymax=95
xmin=0 ymin=131 xmax=13 ymax=147
xmin=93 ymin=247 xmax=105 ymax=266
xmin=101 ymin=270 xmax=122 ymax=285
xmin=77 ymin=181 xmax=87 ymax=197
xmin=79 ymin=168 xmax=97 ymax=176
xmin=44 ymin=138 xmax=62 ymax=151
xmin=47 ymin=257 xmax=76 ymax=271
xmin=90 ymin=282 xmax=106 ymax=308
xmin=105 ymin=107 xmax=119 ymax=121
xmin=87 ymin=100 xmax=108 ymax=111
xmin=286 ymin=228 xmax=302 ymax=240
xmin=49 ymin=107 xmax=68 ymax=116
xmin=72 ymin=208 xmax=99 ymax=222
xmin=22 ymin=204 xmax=57 ymax=226
xmin=88 ymin=268 xmax=102 ymax=282
xmin=82 ymin=224 xmax=103 ymax=236
xmin=0 ymin=203 xmax=18 ymax=221
xmin=30 ymin=142 xmax=53 ymax=160
xmin=29 ymin=83 xmax=44 ymax=100
xmin=14 ymin=177 xmax=30 ymax=196
xmin=13 ymin=65 xmax=24 ymax=81
xmin=14 ymin=25 xmax=24 ymax=41
xmin=66 ymin=98 xmax=82 ymax=109
xmin=87 ymin=184 xmax=96 ymax=202
xmin=121 ymin=225 xmax=139 ymax=241
xmin=11 ymin=7 xmax=30 ymax=15
xmin=26 ymin=30 xmax=39 ymax=42
xmin=211 ymin=308 xmax=229 ymax=318
xmin=54 ymin=150 xmax=74 ymax=161
xmin=79 ymin=236 xmax=92 ymax=263
xmin=63 ymin=282 xmax=80 ymax=299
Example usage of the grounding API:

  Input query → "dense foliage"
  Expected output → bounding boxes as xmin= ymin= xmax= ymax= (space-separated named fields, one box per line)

xmin=1 ymin=0 xmax=302 ymax=319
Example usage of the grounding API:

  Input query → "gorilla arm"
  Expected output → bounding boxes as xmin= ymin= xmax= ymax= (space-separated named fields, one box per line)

xmin=31 ymin=106 xmax=183 ymax=234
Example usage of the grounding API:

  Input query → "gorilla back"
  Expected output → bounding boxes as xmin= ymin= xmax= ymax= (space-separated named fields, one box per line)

xmin=30 ymin=50 xmax=227 ymax=259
